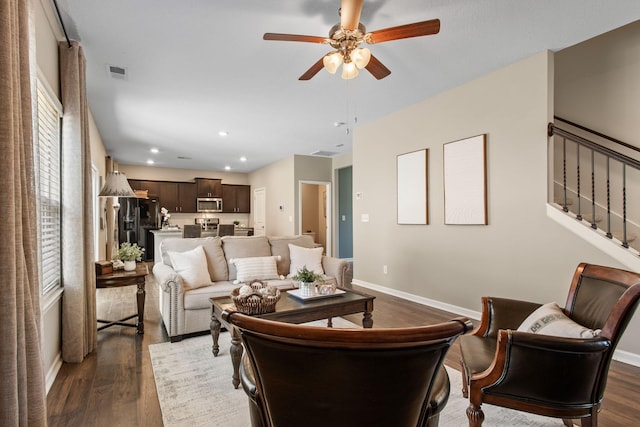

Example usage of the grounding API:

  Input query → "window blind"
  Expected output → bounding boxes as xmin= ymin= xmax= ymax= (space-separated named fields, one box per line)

xmin=35 ymin=79 xmax=62 ymax=295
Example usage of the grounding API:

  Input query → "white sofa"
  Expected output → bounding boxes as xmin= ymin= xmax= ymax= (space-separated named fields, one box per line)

xmin=153 ymin=234 xmax=352 ymax=342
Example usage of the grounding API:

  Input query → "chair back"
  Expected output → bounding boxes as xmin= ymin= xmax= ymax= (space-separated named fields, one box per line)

xmin=224 ymin=311 xmax=472 ymax=427
xmin=217 ymin=224 xmax=235 ymax=237
xmin=565 ymin=263 xmax=640 ymax=343
xmin=182 ymin=224 xmax=202 ymax=238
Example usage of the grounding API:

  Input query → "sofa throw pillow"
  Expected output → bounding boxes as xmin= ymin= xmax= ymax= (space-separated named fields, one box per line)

xmin=517 ymin=302 xmax=601 ymax=338
xmin=288 ymin=244 xmax=324 ymax=278
xmin=168 ymin=245 xmax=211 ymax=290
xmin=269 ymin=235 xmax=315 ymax=276
xmin=230 ymin=256 xmax=282 ymax=284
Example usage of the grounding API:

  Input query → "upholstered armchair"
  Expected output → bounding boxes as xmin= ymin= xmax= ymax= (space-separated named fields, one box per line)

xmin=459 ymin=263 xmax=640 ymax=427
xmin=223 ymin=311 xmax=473 ymax=427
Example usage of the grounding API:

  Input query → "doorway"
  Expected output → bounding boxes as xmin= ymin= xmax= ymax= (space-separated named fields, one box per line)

xmin=337 ymin=166 xmax=353 ymax=259
xmin=299 ymin=181 xmax=331 ymax=256
xmin=253 ymin=187 xmax=266 ymax=236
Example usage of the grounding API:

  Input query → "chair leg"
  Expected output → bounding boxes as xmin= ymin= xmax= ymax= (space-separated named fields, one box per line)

xmin=562 ymin=419 xmax=574 ymax=426
xmin=580 ymin=414 xmax=596 ymax=427
xmin=466 ymin=403 xmax=484 ymax=427
xmin=460 ymin=359 xmax=469 ymax=398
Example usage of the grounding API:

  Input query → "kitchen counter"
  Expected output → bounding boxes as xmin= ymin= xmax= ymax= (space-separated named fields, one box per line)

xmin=151 ymin=228 xmax=253 ymax=263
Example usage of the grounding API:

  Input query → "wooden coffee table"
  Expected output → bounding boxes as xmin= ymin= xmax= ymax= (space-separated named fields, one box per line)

xmin=210 ymin=287 xmax=375 ymax=388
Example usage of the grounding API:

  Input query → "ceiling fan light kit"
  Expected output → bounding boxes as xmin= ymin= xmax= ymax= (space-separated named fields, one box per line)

xmin=263 ymin=0 xmax=440 ymax=81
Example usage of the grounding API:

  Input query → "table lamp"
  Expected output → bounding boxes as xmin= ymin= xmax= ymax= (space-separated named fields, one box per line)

xmin=99 ymin=171 xmax=136 ymax=260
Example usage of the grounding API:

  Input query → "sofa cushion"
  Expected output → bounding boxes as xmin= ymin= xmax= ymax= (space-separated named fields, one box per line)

xmin=269 ymin=235 xmax=315 ymax=276
xmin=161 ymin=236 xmax=228 ymax=281
xmin=517 ymin=302 xmax=601 ymax=338
xmin=231 ymin=256 xmax=282 ymax=284
xmin=168 ymin=245 xmax=212 ymax=290
xmin=184 ymin=281 xmax=237 ymax=310
xmin=288 ymin=244 xmax=324 ymax=277
xmin=222 ymin=236 xmax=271 ymax=281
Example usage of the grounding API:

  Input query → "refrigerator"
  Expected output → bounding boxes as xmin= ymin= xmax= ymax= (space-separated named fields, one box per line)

xmin=118 ymin=195 xmax=159 ymax=261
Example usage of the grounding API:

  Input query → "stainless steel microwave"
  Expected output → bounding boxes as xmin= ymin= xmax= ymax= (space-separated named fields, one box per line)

xmin=197 ymin=197 xmax=223 ymax=213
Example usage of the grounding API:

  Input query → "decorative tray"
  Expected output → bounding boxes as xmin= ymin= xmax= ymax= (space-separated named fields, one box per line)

xmin=287 ymin=288 xmax=346 ymax=302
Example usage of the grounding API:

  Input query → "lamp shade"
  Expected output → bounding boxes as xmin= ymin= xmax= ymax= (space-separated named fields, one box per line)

xmin=323 ymin=52 xmax=343 ymax=74
xmin=341 ymin=62 xmax=359 ymax=80
xmin=351 ymin=47 xmax=371 ymax=69
xmin=99 ymin=171 xmax=136 ymax=197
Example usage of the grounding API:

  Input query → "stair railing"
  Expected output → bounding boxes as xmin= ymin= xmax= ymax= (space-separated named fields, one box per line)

xmin=548 ymin=117 xmax=640 ymax=250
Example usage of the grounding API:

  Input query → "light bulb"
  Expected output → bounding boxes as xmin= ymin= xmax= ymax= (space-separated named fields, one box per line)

xmin=341 ymin=62 xmax=359 ymax=80
xmin=323 ymin=52 xmax=343 ymax=74
xmin=351 ymin=47 xmax=371 ymax=69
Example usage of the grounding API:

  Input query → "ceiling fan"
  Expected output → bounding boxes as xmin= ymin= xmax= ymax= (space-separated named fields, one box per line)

xmin=263 ymin=0 xmax=440 ymax=81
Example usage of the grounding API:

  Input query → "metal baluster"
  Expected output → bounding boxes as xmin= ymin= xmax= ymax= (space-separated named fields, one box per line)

xmin=562 ymin=138 xmax=568 ymax=212
xmin=606 ymin=157 xmax=612 ymax=239
xmin=622 ymin=164 xmax=629 ymax=248
xmin=576 ymin=144 xmax=582 ymax=221
xmin=591 ymin=150 xmax=597 ymax=229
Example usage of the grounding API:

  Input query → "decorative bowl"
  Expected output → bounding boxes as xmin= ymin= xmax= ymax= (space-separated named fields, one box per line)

xmin=231 ymin=281 xmax=281 ymax=315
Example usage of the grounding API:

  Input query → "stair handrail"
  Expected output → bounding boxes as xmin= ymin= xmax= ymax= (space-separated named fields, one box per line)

xmin=553 ymin=116 xmax=640 ymax=156
xmin=548 ymin=122 xmax=640 ymax=170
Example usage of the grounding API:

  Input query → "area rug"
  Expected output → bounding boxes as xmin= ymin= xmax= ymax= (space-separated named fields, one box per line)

xmin=150 ymin=320 xmax=560 ymax=427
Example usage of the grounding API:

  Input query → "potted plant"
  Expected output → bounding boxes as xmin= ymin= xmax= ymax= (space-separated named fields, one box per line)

xmin=116 ymin=242 xmax=145 ymax=271
xmin=291 ymin=266 xmax=323 ymax=295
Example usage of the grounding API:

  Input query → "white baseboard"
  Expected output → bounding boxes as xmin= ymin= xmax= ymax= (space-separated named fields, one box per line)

xmin=352 ymin=278 xmax=640 ymax=368
xmin=45 ymin=352 xmax=63 ymax=394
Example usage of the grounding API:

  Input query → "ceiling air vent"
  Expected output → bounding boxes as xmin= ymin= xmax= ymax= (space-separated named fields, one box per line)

xmin=311 ymin=150 xmax=338 ymax=157
xmin=107 ymin=64 xmax=128 ymax=80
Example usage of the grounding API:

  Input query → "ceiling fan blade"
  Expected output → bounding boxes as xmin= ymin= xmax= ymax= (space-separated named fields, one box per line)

xmin=367 ymin=19 xmax=441 ymax=44
xmin=340 ymin=0 xmax=364 ymax=30
xmin=299 ymin=57 xmax=326 ymax=81
xmin=263 ymin=33 xmax=327 ymax=44
xmin=365 ymin=55 xmax=391 ymax=80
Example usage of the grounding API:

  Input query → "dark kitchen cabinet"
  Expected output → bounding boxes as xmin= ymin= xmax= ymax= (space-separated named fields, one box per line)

xmin=158 ymin=181 xmax=196 ymax=213
xmin=128 ymin=179 xmax=159 ymax=196
xmin=196 ymin=178 xmax=222 ymax=198
xmin=222 ymin=184 xmax=250 ymax=213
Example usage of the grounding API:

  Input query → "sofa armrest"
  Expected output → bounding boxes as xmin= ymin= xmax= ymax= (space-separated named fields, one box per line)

xmin=321 ymin=256 xmax=352 ymax=288
xmin=152 ymin=262 xmax=186 ymax=338
xmin=153 ymin=262 xmax=181 ymax=292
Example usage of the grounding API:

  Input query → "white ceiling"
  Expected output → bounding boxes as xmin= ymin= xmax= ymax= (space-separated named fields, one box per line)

xmin=54 ymin=0 xmax=640 ymax=173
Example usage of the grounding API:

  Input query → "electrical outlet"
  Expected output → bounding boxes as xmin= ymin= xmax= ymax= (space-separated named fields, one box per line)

xmin=383 ymin=265 xmax=388 ymax=274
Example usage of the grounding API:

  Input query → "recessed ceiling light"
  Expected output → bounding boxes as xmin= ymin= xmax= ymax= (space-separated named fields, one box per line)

xmin=224 ymin=165 xmax=231 ymax=171
xmin=240 ymin=156 xmax=247 ymax=162
xmin=218 ymin=131 xmax=228 ymax=137
xmin=150 ymin=148 xmax=159 ymax=154
xmin=146 ymin=159 xmax=154 ymax=165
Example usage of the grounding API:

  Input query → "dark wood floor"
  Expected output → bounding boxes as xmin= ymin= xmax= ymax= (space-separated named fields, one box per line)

xmin=47 ymin=265 xmax=640 ymax=426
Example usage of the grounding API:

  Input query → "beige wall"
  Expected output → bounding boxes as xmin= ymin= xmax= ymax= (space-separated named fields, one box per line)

xmin=555 ymin=21 xmax=640 ymax=148
xmin=249 ymin=156 xmax=296 ymax=236
xmin=353 ymin=50 xmax=639 ymax=356
xmin=117 ymin=164 xmax=249 ymax=184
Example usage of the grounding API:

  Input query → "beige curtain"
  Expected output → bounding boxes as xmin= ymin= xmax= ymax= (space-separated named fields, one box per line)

xmin=0 ymin=0 xmax=47 ymax=425
xmin=59 ymin=41 xmax=97 ymax=362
